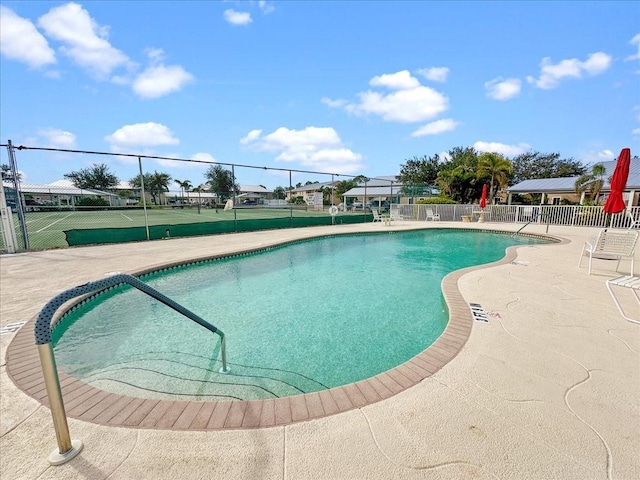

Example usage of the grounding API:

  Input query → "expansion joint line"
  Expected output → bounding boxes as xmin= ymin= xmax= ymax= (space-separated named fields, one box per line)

xmin=359 ymin=409 xmax=499 ymax=479
xmin=495 ymin=317 xmax=613 ymax=480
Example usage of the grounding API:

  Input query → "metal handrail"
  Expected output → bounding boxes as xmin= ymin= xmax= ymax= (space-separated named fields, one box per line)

xmin=513 ymin=211 xmax=551 ymax=236
xmin=34 ymin=273 xmax=229 ymax=465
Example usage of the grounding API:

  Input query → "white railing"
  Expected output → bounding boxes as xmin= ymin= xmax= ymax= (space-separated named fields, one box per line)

xmin=390 ymin=204 xmax=640 ymax=229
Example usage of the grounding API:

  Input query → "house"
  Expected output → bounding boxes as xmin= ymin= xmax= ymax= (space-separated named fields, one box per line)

xmin=4 ymin=180 xmax=120 ymax=207
xmin=507 ymin=157 xmax=640 ymax=207
xmin=342 ymin=176 xmax=439 ymax=206
xmin=287 ymin=181 xmax=338 ymax=205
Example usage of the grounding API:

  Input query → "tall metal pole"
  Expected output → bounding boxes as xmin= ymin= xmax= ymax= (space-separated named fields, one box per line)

xmin=0 ymin=169 xmax=18 ymax=253
xmin=6 ymin=140 xmax=29 ymax=250
xmin=232 ymin=164 xmax=237 ymax=232
xmin=138 ymin=157 xmax=150 ymax=241
xmin=37 ymin=344 xmax=83 ymax=465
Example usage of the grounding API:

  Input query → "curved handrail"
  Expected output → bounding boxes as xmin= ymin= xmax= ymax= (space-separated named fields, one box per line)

xmin=35 ymin=273 xmax=228 ymax=372
xmin=512 ymin=211 xmax=551 ymax=236
xmin=33 ymin=273 xmax=228 ymax=465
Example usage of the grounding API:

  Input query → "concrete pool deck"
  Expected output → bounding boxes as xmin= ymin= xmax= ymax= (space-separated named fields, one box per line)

xmin=1 ymin=222 xmax=638 ymax=479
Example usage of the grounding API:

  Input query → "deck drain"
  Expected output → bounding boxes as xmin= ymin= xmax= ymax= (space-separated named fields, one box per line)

xmin=469 ymin=303 xmax=489 ymax=323
xmin=0 ymin=321 xmax=27 ymax=335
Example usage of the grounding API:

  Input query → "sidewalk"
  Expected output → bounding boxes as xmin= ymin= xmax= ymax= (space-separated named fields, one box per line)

xmin=1 ymin=223 xmax=638 ymax=479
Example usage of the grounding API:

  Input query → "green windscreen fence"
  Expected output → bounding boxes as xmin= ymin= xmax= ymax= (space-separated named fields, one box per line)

xmin=64 ymin=214 xmax=372 ymax=246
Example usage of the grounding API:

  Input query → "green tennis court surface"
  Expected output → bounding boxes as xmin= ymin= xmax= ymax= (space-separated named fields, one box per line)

xmin=1 ymin=206 xmax=371 ymax=251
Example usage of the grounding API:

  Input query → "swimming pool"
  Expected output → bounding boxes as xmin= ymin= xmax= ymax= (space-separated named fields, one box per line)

xmin=52 ymin=230 xmax=550 ymax=402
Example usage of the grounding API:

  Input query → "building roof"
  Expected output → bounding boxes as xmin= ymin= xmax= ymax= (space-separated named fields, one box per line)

xmin=342 ymin=186 xmax=404 ymax=197
xmin=239 ymin=185 xmax=272 ymax=194
xmin=508 ymin=157 xmax=640 ymax=193
xmin=291 ymin=181 xmax=337 ymax=193
xmin=6 ymin=182 xmax=117 ymax=197
xmin=360 ymin=176 xmax=400 ymax=187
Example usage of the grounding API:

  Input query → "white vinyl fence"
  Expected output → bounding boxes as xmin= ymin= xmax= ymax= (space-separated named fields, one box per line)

xmin=392 ymin=204 xmax=640 ymax=230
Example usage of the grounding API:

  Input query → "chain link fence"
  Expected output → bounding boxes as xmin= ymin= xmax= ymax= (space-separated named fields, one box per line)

xmin=3 ymin=142 xmax=638 ymax=253
xmin=0 ymin=142 xmax=379 ymax=252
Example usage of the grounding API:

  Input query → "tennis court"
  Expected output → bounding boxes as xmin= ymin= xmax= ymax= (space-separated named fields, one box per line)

xmin=1 ymin=206 xmax=370 ymax=251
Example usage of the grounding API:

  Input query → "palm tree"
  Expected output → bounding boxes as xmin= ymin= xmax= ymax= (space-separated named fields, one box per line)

xmin=477 ymin=152 xmax=512 ymax=203
xmin=175 ymin=179 xmax=192 ymax=203
xmin=574 ymin=164 xmax=606 ymax=205
xmin=435 ymin=170 xmax=455 ymax=198
xmin=148 ymin=171 xmax=172 ymax=205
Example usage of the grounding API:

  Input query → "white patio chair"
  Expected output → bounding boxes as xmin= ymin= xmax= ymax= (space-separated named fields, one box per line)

xmin=389 ymin=211 xmax=404 ymax=224
xmin=578 ymin=229 xmax=638 ymax=275
xmin=371 ymin=209 xmax=384 ymax=223
xmin=606 ymin=275 xmax=640 ymax=324
xmin=425 ymin=208 xmax=440 ymax=221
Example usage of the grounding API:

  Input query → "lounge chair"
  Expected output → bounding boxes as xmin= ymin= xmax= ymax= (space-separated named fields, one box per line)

xmin=425 ymin=208 xmax=440 ymax=221
xmin=578 ymin=229 xmax=638 ymax=275
xmin=606 ymin=275 xmax=640 ymax=324
xmin=626 ymin=210 xmax=640 ymax=230
xmin=371 ymin=209 xmax=384 ymax=223
xmin=389 ymin=211 xmax=404 ymax=224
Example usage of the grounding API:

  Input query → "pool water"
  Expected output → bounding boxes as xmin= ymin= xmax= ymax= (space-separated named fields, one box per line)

xmin=53 ymin=230 xmax=547 ymax=400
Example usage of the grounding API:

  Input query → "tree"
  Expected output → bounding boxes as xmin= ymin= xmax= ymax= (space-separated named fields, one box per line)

xmin=273 ymin=186 xmax=286 ymax=200
xmin=129 ymin=171 xmax=172 ymax=204
xmin=175 ymin=179 xmax=192 ymax=202
xmin=435 ymin=147 xmax=480 ymax=203
xmin=574 ymin=163 xmax=606 ymax=204
xmin=204 ymin=165 xmax=239 ymax=202
xmin=64 ymin=163 xmax=119 ymax=190
xmin=477 ymin=152 xmax=512 ymax=202
xmin=397 ymin=154 xmax=442 ymax=185
xmin=510 ymin=152 xmax=585 ymax=184
xmin=334 ymin=179 xmax=358 ymax=199
xmin=1 ymin=164 xmax=22 ymax=183
xmin=148 ymin=171 xmax=172 ymax=204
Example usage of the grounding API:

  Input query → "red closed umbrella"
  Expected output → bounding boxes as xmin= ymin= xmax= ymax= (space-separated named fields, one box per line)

xmin=480 ymin=184 xmax=487 ymax=209
xmin=603 ymin=148 xmax=631 ymax=214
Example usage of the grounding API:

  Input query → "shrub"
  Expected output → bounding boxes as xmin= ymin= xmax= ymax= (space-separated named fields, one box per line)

xmin=416 ymin=197 xmax=458 ymax=205
xmin=76 ymin=197 xmax=109 ymax=207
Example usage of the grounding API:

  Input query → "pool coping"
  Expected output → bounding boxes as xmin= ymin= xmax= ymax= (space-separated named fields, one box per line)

xmin=5 ymin=228 xmax=566 ymax=431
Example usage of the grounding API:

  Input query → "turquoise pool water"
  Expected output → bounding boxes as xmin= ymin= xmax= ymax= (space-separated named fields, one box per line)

xmin=53 ymin=230 xmax=549 ymax=400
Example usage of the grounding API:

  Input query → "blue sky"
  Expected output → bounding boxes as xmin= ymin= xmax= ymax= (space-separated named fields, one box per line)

xmin=1 ymin=1 xmax=639 ymax=188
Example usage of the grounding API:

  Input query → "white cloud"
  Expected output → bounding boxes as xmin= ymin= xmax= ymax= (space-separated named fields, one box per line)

xmin=37 ymin=2 xmax=133 ymax=79
xmin=240 ymin=129 xmax=263 ymax=144
xmin=632 ymin=127 xmax=640 ymax=138
xmin=105 ymin=122 xmax=179 ymax=152
xmin=224 ymin=9 xmax=252 ymax=26
xmin=526 ymin=52 xmax=612 ymax=89
xmin=343 ymin=70 xmax=449 ymax=123
xmin=0 ymin=6 xmax=56 ymax=68
xmin=259 ymin=1 xmax=275 ymax=14
xmin=626 ymin=33 xmax=640 ymax=62
xmin=411 ymin=119 xmax=459 ymax=137
xmin=369 ymin=70 xmax=421 ymax=90
xmin=485 ymin=77 xmax=522 ymax=100
xmin=132 ymin=64 xmax=194 ymax=99
xmin=242 ymin=126 xmax=364 ymax=173
xmin=581 ymin=149 xmax=616 ymax=163
xmin=191 ymin=152 xmax=216 ymax=163
xmin=37 ymin=127 xmax=77 ymax=148
xmin=474 ymin=141 xmax=531 ymax=157
xmin=417 ymin=67 xmax=449 ymax=83
xmin=321 ymin=97 xmax=347 ymax=108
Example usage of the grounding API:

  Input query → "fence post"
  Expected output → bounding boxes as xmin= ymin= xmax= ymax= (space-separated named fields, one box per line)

xmin=138 ymin=157 xmax=150 ymax=241
xmin=6 ymin=140 xmax=29 ymax=250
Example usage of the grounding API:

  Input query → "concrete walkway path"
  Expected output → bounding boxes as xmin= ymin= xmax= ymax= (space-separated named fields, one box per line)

xmin=1 ymin=223 xmax=638 ymax=479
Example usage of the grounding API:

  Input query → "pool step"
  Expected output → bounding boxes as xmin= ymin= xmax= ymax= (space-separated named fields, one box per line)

xmin=71 ymin=350 xmax=327 ymax=401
